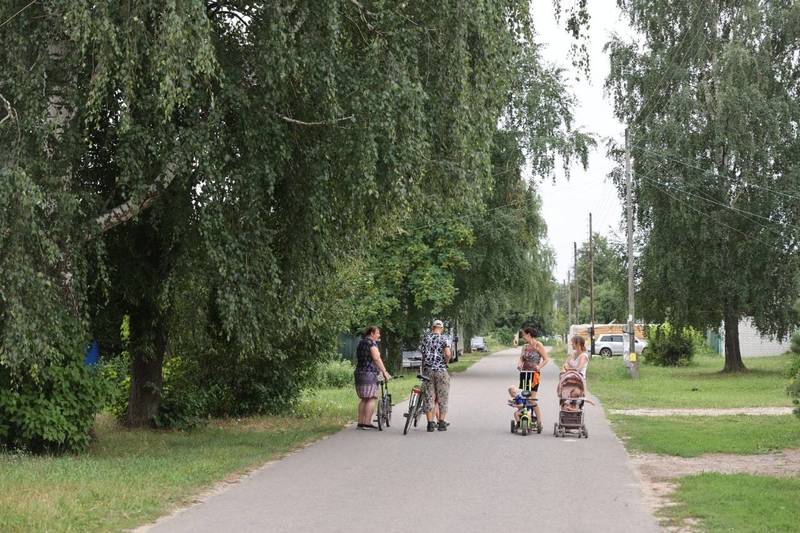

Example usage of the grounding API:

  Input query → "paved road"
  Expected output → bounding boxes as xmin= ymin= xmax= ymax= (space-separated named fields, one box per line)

xmin=147 ymin=348 xmax=659 ymax=533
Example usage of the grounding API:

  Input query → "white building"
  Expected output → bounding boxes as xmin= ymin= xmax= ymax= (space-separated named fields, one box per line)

xmin=710 ymin=317 xmax=793 ymax=357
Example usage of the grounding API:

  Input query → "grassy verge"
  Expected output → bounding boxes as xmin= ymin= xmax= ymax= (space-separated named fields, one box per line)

xmin=0 ymin=343 xmax=510 ymax=532
xmin=665 ymin=474 xmax=800 ymax=532
xmin=611 ymin=415 xmax=800 ymax=457
xmin=586 ymin=353 xmax=793 ymax=409
xmin=0 ymin=414 xmax=346 ymax=532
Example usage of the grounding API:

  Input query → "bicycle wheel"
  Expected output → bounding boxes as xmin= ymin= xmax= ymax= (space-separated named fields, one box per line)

xmin=403 ymin=392 xmax=418 ymax=435
xmin=376 ymin=395 xmax=383 ymax=431
xmin=385 ymin=393 xmax=392 ymax=427
xmin=520 ymin=419 xmax=529 ymax=436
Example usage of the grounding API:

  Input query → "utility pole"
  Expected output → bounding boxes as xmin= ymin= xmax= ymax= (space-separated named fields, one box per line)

xmin=589 ymin=213 xmax=595 ymax=357
xmin=567 ymin=273 xmax=572 ymax=329
xmin=574 ymin=241 xmax=579 ymax=325
xmin=625 ymin=129 xmax=639 ymax=378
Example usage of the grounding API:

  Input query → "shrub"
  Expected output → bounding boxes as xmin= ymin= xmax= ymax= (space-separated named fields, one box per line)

xmin=643 ymin=324 xmax=695 ymax=367
xmin=490 ymin=326 xmax=515 ymax=346
xmin=791 ymin=332 xmax=800 ymax=356
xmin=150 ymin=356 xmax=209 ymax=430
xmin=313 ymin=357 xmax=354 ymax=388
xmin=0 ymin=356 xmax=109 ymax=453
xmin=99 ymin=352 xmax=131 ymax=420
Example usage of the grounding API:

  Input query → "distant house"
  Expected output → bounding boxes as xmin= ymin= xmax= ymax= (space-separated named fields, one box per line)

xmin=707 ymin=317 xmax=791 ymax=357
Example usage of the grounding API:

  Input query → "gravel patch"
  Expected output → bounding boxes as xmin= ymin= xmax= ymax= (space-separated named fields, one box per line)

xmin=610 ymin=407 xmax=793 ymax=416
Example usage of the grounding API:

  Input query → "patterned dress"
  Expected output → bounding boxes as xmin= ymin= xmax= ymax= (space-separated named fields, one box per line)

xmin=354 ymin=337 xmax=379 ymax=399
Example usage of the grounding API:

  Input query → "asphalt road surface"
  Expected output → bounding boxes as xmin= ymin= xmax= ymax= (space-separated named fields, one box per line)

xmin=147 ymin=348 xmax=660 ymax=533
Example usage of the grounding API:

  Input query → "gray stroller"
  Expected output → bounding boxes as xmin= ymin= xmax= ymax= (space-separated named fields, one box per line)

xmin=553 ymin=370 xmax=588 ymax=438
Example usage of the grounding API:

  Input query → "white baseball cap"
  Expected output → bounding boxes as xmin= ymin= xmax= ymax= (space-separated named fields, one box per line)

xmin=432 ymin=319 xmax=444 ymax=328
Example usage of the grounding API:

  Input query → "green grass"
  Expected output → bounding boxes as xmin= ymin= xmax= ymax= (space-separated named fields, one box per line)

xmin=666 ymin=474 xmax=800 ymax=532
xmin=610 ymin=415 xmax=800 ymax=457
xmin=0 ymin=415 xmax=346 ymax=532
xmin=0 ymin=344 xmax=498 ymax=531
xmin=586 ymin=353 xmax=793 ymax=409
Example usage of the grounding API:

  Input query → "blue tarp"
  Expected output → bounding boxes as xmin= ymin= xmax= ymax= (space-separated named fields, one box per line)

xmin=84 ymin=340 xmax=100 ymax=366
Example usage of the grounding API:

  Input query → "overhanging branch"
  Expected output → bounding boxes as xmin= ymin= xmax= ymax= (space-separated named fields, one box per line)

xmin=90 ymin=159 xmax=180 ymax=237
xmin=277 ymin=113 xmax=355 ymax=126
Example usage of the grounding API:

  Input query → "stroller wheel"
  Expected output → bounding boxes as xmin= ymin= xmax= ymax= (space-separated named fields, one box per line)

xmin=582 ymin=425 xmax=589 ymax=438
xmin=553 ymin=423 xmax=558 ymax=437
xmin=510 ymin=420 xmax=516 ymax=434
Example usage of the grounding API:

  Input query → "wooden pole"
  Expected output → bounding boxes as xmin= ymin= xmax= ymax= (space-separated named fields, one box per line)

xmin=574 ymin=241 xmax=579 ymax=325
xmin=626 ymin=128 xmax=639 ymax=378
xmin=589 ymin=213 xmax=595 ymax=357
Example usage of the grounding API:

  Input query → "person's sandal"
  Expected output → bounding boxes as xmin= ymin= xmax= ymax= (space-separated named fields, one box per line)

xmin=437 ymin=420 xmax=448 ymax=431
xmin=427 ymin=421 xmax=435 ymax=432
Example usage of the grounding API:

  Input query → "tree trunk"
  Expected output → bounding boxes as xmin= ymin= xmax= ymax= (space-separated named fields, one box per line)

xmin=381 ymin=330 xmax=403 ymax=374
xmin=126 ymin=308 xmax=167 ymax=427
xmin=722 ymin=306 xmax=747 ymax=373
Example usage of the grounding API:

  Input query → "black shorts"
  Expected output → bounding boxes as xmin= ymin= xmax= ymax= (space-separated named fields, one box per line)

xmin=519 ymin=371 xmax=540 ymax=392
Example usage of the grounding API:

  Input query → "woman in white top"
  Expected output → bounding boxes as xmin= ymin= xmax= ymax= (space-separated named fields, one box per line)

xmin=562 ymin=335 xmax=589 ymax=380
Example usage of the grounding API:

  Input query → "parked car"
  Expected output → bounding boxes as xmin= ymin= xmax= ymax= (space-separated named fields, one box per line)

xmin=402 ymin=350 xmax=423 ymax=368
xmin=595 ymin=334 xmax=647 ymax=357
xmin=470 ymin=336 xmax=487 ymax=351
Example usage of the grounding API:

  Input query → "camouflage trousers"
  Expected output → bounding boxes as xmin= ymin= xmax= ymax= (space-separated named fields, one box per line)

xmin=422 ymin=369 xmax=450 ymax=414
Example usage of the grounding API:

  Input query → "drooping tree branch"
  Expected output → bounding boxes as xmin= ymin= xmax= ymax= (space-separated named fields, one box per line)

xmin=277 ymin=113 xmax=355 ymax=126
xmin=90 ymin=159 xmax=180 ymax=236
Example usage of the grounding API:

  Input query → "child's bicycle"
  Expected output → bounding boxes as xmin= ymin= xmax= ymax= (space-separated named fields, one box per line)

xmin=509 ymin=390 xmax=542 ymax=436
xmin=402 ymin=374 xmax=430 ymax=435
xmin=376 ymin=376 xmax=393 ymax=431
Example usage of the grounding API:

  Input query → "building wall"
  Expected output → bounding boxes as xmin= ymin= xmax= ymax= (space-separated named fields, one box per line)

xmin=734 ymin=318 xmax=790 ymax=357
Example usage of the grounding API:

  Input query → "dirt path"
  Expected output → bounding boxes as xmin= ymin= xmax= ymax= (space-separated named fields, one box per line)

xmin=610 ymin=407 xmax=793 ymax=416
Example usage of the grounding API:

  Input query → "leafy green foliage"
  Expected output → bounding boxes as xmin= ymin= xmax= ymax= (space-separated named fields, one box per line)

xmin=0 ymin=356 xmax=109 ymax=453
xmin=0 ymin=0 xmax=591 ymax=444
xmin=490 ymin=326 xmax=517 ymax=346
xmin=644 ymin=324 xmax=696 ymax=367
xmin=606 ymin=0 xmax=800 ymax=372
xmin=312 ymin=358 xmax=355 ymax=389
xmin=575 ymin=235 xmax=627 ymax=324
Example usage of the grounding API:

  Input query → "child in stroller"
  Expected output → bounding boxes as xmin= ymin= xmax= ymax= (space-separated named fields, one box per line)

xmin=554 ymin=370 xmax=590 ymax=438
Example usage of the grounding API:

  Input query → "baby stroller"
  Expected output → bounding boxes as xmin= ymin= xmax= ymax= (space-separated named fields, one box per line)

xmin=554 ymin=370 xmax=588 ymax=438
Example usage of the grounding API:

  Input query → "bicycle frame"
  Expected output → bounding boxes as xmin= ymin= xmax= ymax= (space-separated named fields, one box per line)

xmin=403 ymin=374 xmax=429 ymax=435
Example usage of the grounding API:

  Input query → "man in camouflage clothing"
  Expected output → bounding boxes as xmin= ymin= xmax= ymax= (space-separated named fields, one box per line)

xmin=419 ymin=319 xmax=452 ymax=432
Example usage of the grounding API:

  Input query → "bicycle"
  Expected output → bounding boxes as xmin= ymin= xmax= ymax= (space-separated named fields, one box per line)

xmin=509 ymin=390 xmax=541 ymax=436
xmin=376 ymin=376 xmax=393 ymax=431
xmin=402 ymin=374 xmax=430 ymax=435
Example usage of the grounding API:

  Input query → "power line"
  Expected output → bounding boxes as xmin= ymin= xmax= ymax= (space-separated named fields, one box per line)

xmin=0 ymin=0 xmax=37 ymax=29
xmin=630 ymin=142 xmax=800 ymax=202
xmin=635 ymin=170 xmax=800 ymax=241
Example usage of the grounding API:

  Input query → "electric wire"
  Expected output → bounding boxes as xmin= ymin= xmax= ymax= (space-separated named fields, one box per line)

xmin=0 ymin=0 xmax=37 ymax=29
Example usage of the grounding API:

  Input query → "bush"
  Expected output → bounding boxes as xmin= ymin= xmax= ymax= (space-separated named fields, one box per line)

xmin=643 ymin=324 xmax=696 ymax=367
xmin=791 ymin=332 xmax=800 ymax=356
xmin=490 ymin=326 xmax=515 ymax=346
xmin=313 ymin=357 xmax=354 ymax=388
xmin=150 ymin=356 xmax=209 ymax=430
xmin=99 ymin=352 xmax=130 ymax=420
xmin=0 ymin=356 xmax=109 ymax=453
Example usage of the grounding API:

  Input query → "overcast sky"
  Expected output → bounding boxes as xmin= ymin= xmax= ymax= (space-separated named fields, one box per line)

xmin=529 ymin=0 xmax=634 ymax=281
